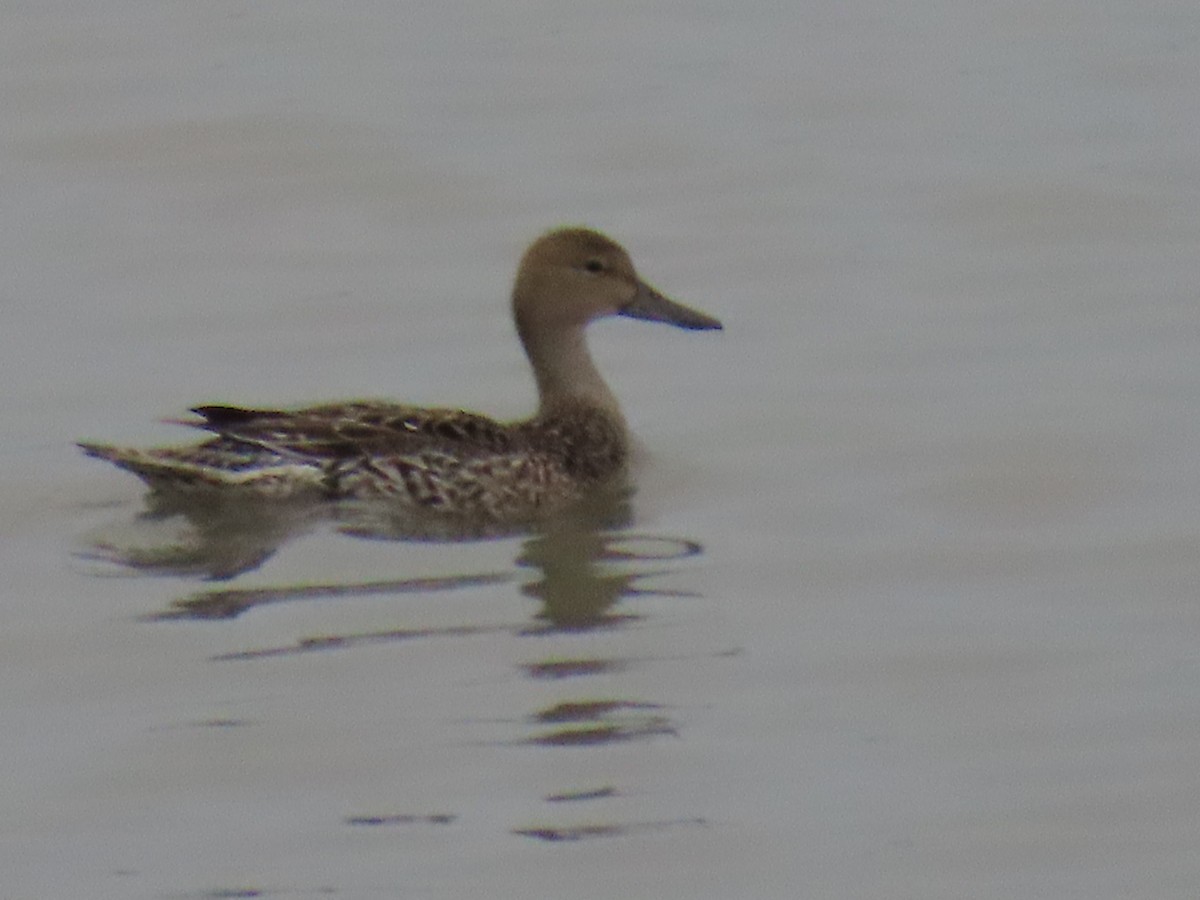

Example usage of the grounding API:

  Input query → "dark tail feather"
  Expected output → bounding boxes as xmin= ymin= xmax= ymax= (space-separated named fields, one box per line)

xmin=191 ymin=405 xmax=285 ymax=428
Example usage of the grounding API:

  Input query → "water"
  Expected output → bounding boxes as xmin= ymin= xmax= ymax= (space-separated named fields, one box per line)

xmin=3 ymin=1 xmax=1199 ymax=897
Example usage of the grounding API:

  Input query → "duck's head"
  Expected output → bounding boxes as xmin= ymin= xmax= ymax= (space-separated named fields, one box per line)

xmin=512 ymin=227 xmax=723 ymax=338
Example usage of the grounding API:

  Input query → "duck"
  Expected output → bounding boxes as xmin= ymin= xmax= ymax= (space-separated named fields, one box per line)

xmin=79 ymin=227 xmax=722 ymax=523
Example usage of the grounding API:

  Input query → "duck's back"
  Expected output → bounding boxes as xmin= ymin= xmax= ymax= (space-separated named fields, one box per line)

xmin=190 ymin=402 xmax=518 ymax=460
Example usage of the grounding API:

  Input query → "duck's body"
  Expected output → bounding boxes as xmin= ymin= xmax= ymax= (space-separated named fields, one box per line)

xmin=82 ymin=399 xmax=627 ymax=519
xmin=80 ymin=227 xmax=721 ymax=523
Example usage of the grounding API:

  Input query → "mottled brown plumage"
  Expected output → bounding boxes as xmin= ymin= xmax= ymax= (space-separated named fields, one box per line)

xmin=79 ymin=227 xmax=722 ymax=523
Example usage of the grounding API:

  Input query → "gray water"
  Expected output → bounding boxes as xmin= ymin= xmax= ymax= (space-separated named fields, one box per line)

xmin=3 ymin=2 xmax=1199 ymax=898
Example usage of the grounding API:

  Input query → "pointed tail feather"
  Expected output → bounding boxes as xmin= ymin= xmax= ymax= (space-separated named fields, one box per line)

xmin=78 ymin=441 xmax=328 ymax=497
xmin=78 ymin=442 xmax=220 ymax=488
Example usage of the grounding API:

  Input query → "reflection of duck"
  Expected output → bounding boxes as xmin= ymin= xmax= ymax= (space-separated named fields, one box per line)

xmin=520 ymin=529 xmax=703 ymax=630
xmin=80 ymin=228 xmax=721 ymax=525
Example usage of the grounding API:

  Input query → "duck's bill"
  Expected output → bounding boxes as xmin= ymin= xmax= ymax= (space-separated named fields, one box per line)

xmin=620 ymin=281 xmax=723 ymax=331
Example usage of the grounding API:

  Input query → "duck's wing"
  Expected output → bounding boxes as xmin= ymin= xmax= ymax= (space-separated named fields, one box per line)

xmin=189 ymin=402 xmax=519 ymax=460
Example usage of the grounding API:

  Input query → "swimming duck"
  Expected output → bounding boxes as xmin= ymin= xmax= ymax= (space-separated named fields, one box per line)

xmin=79 ymin=227 xmax=722 ymax=522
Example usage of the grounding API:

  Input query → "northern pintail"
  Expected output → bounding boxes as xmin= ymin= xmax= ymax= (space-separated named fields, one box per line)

xmin=80 ymin=227 xmax=722 ymax=522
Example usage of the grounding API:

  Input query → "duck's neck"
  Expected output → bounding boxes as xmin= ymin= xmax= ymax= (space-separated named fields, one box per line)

xmin=519 ymin=323 xmax=625 ymax=427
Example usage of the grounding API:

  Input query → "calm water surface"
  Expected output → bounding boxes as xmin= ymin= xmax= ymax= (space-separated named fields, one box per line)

xmin=3 ymin=1 xmax=1199 ymax=898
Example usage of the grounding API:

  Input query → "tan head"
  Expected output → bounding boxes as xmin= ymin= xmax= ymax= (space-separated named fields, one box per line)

xmin=510 ymin=227 xmax=721 ymax=417
xmin=512 ymin=227 xmax=722 ymax=341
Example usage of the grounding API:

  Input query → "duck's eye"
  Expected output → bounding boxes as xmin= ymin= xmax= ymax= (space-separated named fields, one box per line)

xmin=583 ymin=259 xmax=605 ymax=273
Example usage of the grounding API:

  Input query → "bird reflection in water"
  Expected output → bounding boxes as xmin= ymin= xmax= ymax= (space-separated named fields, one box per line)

xmin=83 ymin=489 xmax=702 ymax=644
xmin=518 ymin=523 xmax=700 ymax=631
xmin=82 ymin=490 xmax=717 ymax=841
